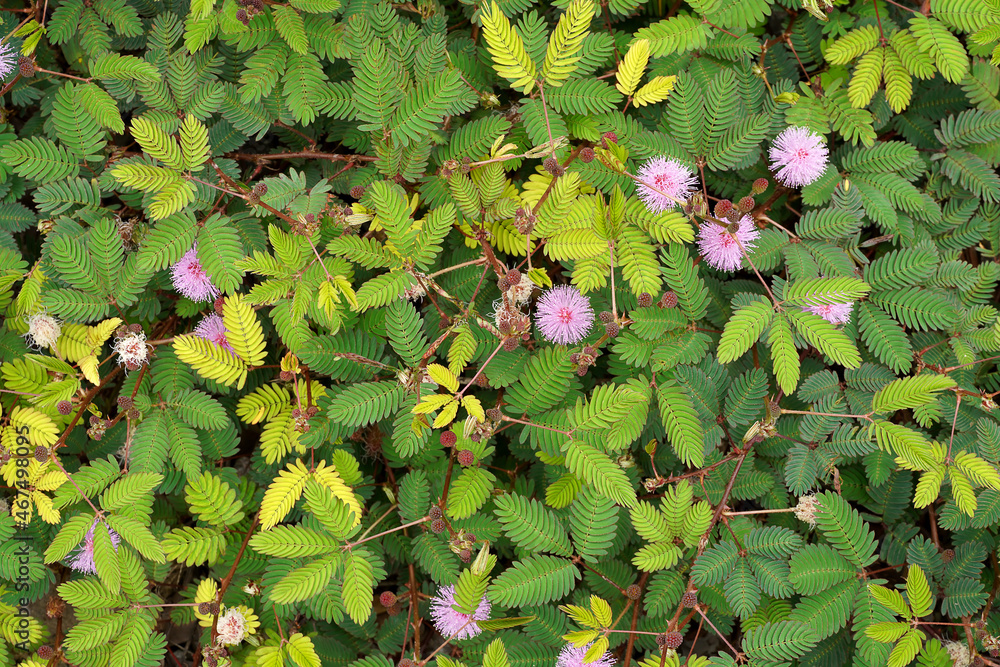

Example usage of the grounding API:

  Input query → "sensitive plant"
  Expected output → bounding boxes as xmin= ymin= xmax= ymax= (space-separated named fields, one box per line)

xmin=0 ymin=0 xmax=1000 ymax=667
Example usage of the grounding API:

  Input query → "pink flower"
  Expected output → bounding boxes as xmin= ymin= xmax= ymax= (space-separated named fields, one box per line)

xmin=535 ymin=285 xmax=594 ymax=346
xmin=67 ymin=519 xmax=121 ymax=575
xmin=194 ymin=314 xmax=235 ymax=354
xmin=556 ymin=642 xmax=617 ymax=667
xmin=802 ymin=301 xmax=853 ymax=325
xmin=636 ymin=156 xmax=699 ymax=213
xmin=429 ymin=584 xmax=491 ymax=640
xmin=170 ymin=244 xmax=220 ymax=303
xmin=769 ymin=126 xmax=829 ymax=187
xmin=0 ymin=42 xmax=16 ymax=82
xmin=697 ymin=215 xmax=760 ymax=272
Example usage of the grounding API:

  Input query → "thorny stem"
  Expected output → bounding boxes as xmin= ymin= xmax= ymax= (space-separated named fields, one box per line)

xmin=873 ymin=0 xmax=887 ymax=43
xmin=943 ymin=353 xmax=1000 ymax=372
xmin=730 ymin=228 xmax=777 ymax=305
xmin=225 ymin=150 xmax=375 ymax=163
xmin=536 ymin=82 xmax=557 ymax=160
xmin=345 ymin=516 xmax=429 ymax=550
xmin=211 ymin=511 xmax=261 ymax=643
xmin=757 ymin=213 xmax=800 ymax=240
xmin=695 ymin=606 xmax=743 ymax=658
xmin=622 ymin=572 xmax=650 ymax=667
xmin=46 ymin=451 xmax=102 ymax=516
xmin=429 ymin=258 xmax=488 ymax=278
xmin=723 ymin=507 xmax=796 ymax=516
xmin=416 ymin=617 xmax=476 ymax=666
xmin=351 ymin=504 xmax=398 ymax=543
xmin=609 ymin=243 xmax=618 ymax=320
xmin=34 ymin=67 xmax=91 ymax=82
xmin=780 ymin=408 xmax=873 ymax=421
xmin=304 ymin=233 xmax=336 ymax=285
xmin=457 ymin=340 xmax=505 ymax=398
xmin=500 ymin=415 xmax=573 ymax=436
xmin=946 ymin=394 xmax=961 ymax=460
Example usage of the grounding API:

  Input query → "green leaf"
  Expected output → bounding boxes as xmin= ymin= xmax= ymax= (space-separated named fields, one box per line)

xmin=906 ymin=565 xmax=933 ymax=617
xmin=813 ymin=491 xmax=878 ymax=567
xmin=343 ymin=548 xmax=376 ymax=623
xmin=487 ymin=555 xmax=580 ymax=607
xmin=494 ymin=493 xmax=573 ymax=557
xmin=717 ymin=298 xmax=773 ymax=364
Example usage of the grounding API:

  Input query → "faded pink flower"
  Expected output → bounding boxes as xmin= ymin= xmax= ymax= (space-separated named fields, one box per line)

xmin=769 ymin=126 xmax=829 ymax=187
xmin=216 ymin=608 xmax=249 ymax=646
xmin=429 ymin=584 xmax=491 ymax=640
xmin=636 ymin=156 xmax=698 ymax=213
xmin=67 ymin=518 xmax=121 ymax=575
xmin=113 ymin=331 xmax=149 ymax=370
xmin=0 ymin=42 xmax=16 ymax=82
xmin=535 ymin=285 xmax=594 ymax=346
xmin=556 ymin=642 xmax=617 ymax=667
xmin=170 ymin=244 xmax=220 ymax=303
xmin=194 ymin=314 xmax=235 ymax=354
xmin=697 ymin=215 xmax=760 ymax=272
xmin=802 ymin=301 xmax=853 ymax=325
xmin=25 ymin=312 xmax=61 ymax=349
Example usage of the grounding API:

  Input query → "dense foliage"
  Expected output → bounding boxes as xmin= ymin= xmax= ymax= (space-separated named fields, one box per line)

xmin=2 ymin=0 xmax=1000 ymax=666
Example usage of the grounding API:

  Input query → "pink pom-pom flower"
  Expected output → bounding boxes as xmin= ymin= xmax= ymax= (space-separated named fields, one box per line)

xmin=556 ymin=642 xmax=617 ymax=667
xmin=768 ymin=126 xmax=829 ymax=187
xmin=636 ymin=156 xmax=699 ymax=213
xmin=535 ymin=285 xmax=595 ymax=346
xmin=429 ymin=584 xmax=491 ymax=641
xmin=67 ymin=518 xmax=121 ymax=575
xmin=170 ymin=244 xmax=220 ymax=303
xmin=802 ymin=301 xmax=853 ymax=325
xmin=697 ymin=215 xmax=760 ymax=272
xmin=194 ymin=314 xmax=235 ymax=354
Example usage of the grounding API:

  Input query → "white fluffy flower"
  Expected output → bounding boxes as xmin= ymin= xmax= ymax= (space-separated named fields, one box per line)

xmin=945 ymin=640 xmax=971 ymax=667
xmin=113 ymin=332 xmax=149 ymax=370
xmin=25 ymin=312 xmax=62 ymax=349
xmin=794 ymin=494 xmax=819 ymax=526
xmin=216 ymin=608 xmax=248 ymax=646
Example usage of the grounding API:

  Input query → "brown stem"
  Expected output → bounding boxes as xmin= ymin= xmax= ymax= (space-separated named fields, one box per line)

xmin=621 ymin=572 xmax=650 ymax=667
xmin=211 ymin=511 xmax=261 ymax=642
xmin=225 ymin=151 xmax=376 ymax=163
